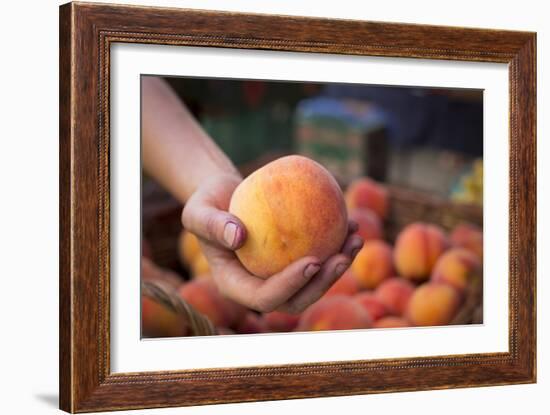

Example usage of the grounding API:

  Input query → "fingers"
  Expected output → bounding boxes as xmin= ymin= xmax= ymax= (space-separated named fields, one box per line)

xmin=182 ymin=201 xmax=247 ymax=250
xmin=340 ymin=233 xmax=364 ymax=258
xmin=277 ymin=254 xmax=351 ymax=314
xmin=278 ymin=234 xmax=363 ymax=314
xmin=347 ymin=219 xmax=359 ymax=235
xmin=207 ymin=251 xmax=320 ymax=313
xmin=253 ymin=257 xmax=320 ymax=312
xmin=198 ymin=217 xmax=363 ymax=313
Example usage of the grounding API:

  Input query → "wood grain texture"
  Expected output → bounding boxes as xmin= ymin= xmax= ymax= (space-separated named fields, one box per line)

xmin=59 ymin=2 xmax=536 ymax=412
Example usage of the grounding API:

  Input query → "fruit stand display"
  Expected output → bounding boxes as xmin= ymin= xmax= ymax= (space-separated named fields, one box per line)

xmin=141 ymin=161 xmax=483 ymax=338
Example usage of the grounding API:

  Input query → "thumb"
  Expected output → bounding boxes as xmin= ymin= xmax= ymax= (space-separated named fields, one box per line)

xmin=182 ymin=203 xmax=247 ymax=250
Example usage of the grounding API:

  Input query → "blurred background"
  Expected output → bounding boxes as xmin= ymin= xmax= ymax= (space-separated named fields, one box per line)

xmin=161 ymin=77 xmax=483 ymax=201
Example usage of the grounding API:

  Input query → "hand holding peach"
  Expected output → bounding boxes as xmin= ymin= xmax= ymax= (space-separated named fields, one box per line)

xmin=181 ymin=157 xmax=363 ymax=314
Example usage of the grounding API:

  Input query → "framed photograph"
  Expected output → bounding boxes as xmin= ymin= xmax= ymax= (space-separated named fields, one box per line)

xmin=59 ymin=2 xmax=536 ymax=412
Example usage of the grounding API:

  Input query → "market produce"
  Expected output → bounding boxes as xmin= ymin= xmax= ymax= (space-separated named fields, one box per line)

xmin=451 ymin=159 xmax=483 ymax=205
xmin=297 ymin=295 xmax=372 ymax=331
xmin=374 ymin=277 xmax=414 ymax=316
xmin=406 ymin=282 xmax=461 ymax=326
xmin=141 ymin=296 xmax=189 ymax=338
xmin=348 ymin=208 xmax=383 ymax=242
xmin=372 ymin=316 xmax=410 ymax=328
xmin=178 ymin=229 xmax=201 ymax=266
xmin=345 ymin=177 xmax=389 ymax=219
xmin=190 ymin=251 xmax=210 ymax=277
xmin=235 ymin=312 xmax=269 ymax=334
xmin=324 ymin=270 xmax=360 ymax=297
xmin=394 ymin=223 xmax=449 ymax=281
xmin=431 ymin=248 xmax=481 ymax=292
xmin=351 ymin=240 xmax=394 ymax=289
xmin=143 ymin=171 xmax=483 ymax=336
xmin=178 ymin=280 xmax=245 ymax=328
xmin=354 ymin=292 xmax=388 ymax=321
xmin=263 ymin=311 xmax=300 ymax=332
xmin=450 ymin=222 xmax=483 ymax=259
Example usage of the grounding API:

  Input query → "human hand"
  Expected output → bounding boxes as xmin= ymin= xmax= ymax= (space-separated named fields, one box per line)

xmin=181 ymin=173 xmax=364 ymax=314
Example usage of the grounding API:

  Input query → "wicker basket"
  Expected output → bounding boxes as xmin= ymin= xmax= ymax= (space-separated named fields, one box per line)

xmin=143 ymin=183 xmax=483 ymax=331
xmin=385 ymin=185 xmax=482 ymax=240
xmin=142 ymin=280 xmax=217 ymax=336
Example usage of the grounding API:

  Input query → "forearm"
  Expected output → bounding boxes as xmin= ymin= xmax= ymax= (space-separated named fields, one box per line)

xmin=141 ymin=77 xmax=240 ymax=203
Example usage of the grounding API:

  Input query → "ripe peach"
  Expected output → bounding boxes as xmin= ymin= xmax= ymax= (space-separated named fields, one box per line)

xmin=297 ymin=295 xmax=372 ymax=331
xmin=263 ymin=311 xmax=300 ymax=332
xmin=372 ymin=316 xmax=410 ymax=328
xmin=374 ymin=277 xmax=415 ymax=316
xmin=193 ymin=272 xmax=213 ymax=280
xmin=190 ymin=252 xmax=210 ymax=276
xmin=178 ymin=280 xmax=245 ymax=328
xmin=354 ymin=292 xmax=388 ymax=321
xmin=450 ymin=222 xmax=483 ymax=259
xmin=394 ymin=223 xmax=449 ymax=281
xmin=324 ymin=270 xmax=361 ymax=297
xmin=351 ymin=240 xmax=394 ymax=289
xmin=345 ymin=177 xmax=389 ymax=219
xmin=229 ymin=155 xmax=348 ymax=278
xmin=141 ymin=296 xmax=189 ymax=338
xmin=178 ymin=229 xmax=202 ymax=267
xmin=406 ymin=282 xmax=461 ymax=327
xmin=431 ymin=248 xmax=481 ymax=292
xmin=348 ymin=208 xmax=383 ymax=242
xmin=235 ymin=312 xmax=269 ymax=334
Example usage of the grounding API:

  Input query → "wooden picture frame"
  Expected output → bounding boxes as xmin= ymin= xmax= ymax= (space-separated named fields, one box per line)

xmin=59 ymin=2 xmax=536 ymax=412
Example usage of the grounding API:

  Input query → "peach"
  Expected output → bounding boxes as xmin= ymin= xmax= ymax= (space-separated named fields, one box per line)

xmin=348 ymin=208 xmax=383 ymax=242
xmin=324 ymin=270 xmax=361 ymax=297
xmin=450 ymin=222 xmax=483 ymax=259
xmin=178 ymin=229 xmax=201 ymax=267
xmin=354 ymin=292 xmax=388 ymax=321
xmin=193 ymin=272 xmax=213 ymax=281
xmin=394 ymin=223 xmax=449 ymax=281
xmin=263 ymin=311 xmax=300 ymax=332
xmin=372 ymin=316 xmax=410 ymax=328
xmin=141 ymin=296 xmax=188 ymax=338
xmin=178 ymin=280 xmax=245 ymax=328
xmin=297 ymin=295 xmax=372 ymax=331
xmin=374 ymin=277 xmax=415 ymax=316
xmin=351 ymin=240 xmax=393 ymax=289
xmin=406 ymin=282 xmax=461 ymax=327
xmin=229 ymin=155 xmax=348 ymax=278
xmin=431 ymin=248 xmax=482 ymax=292
xmin=235 ymin=312 xmax=269 ymax=334
xmin=190 ymin=252 xmax=210 ymax=276
xmin=345 ymin=177 xmax=389 ymax=219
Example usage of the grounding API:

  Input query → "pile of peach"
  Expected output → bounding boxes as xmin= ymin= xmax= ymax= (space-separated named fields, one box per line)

xmin=142 ymin=174 xmax=482 ymax=337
